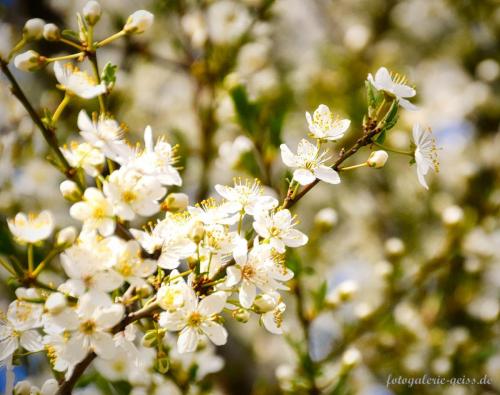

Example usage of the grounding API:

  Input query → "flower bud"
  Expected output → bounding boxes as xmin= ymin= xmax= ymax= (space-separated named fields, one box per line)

xmin=441 ymin=205 xmax=464 ymax=227
xmin=14 ymin=380 xmax=32 ymax=395
xmin=232 ymin=308 xmax=250 ymax=323
xmin=60 ymin=180 xmax=82 ymax=201
xmin=83 ymin=1 xmax=102 ymax=26
xmin=124 ymin=10 xmax=154 ymax=34
xmin=41 ymin=379 xmax=58 ymax=395
xmin=189 ymin=221 xmax=205 ymax=244
xmin=43 ymin=23 xmax=60 ymax=41
xmin=314 ymin=207 xmax=338 ymax=230
xmin=161 ymin=193 xmax=189 ymax=212
xmin=23 ymin=18 xmax=45 ymax=41
xmin=253 ymin=294 xmax=277 ymax=313
xmin=384 ymin=237 xmax=405 ymax=257
xmin=367 ymin=150 xmax=388 ymax=168
xmin=56 ymin=226 xmax=77 ymax=247
xmin=45 ymin=292 xmax=67 ymax=314
xmin=341 ymin=347 xmax=362 ymax=369
xmin=14 ymin=50 xmax=45 ymax=72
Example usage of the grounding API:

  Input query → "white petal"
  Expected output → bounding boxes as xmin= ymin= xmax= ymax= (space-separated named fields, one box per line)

xmin=91 ymin=332 xmax=116 ymax=359
xmin=20 ymin=330 xmax=43 ymax=352
xmin=239 ymin=281 xmax=256 ymax=309
xmin=177 ymin=327 xmax=199 ymax=353
xmin=95 ymin=304 xmax=125 ymax=330
xmin=283 ymin=229 xmax=308 ymax=248
xmin=280 ymin=144 xmax=298 ymax=167
xmin=399 ymin=98 xmax=419 ymax=111
xmin=314 ymin=165 xmax=340 ymax=185
xmin=0 ymin=337 xmax=17 ymax=361
xmin=226 ymin=266 xmax=242 ymax=286
xmin=198 ymin=292 xmax=227 ymax=316
xmin=201 ymin=321 xmax=228 ymax=346
xmin=293 ymin=169 xmax=316 ymax=185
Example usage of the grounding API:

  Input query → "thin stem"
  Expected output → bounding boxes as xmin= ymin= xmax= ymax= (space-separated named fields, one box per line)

xmin=27 ymin=244 xmax=34 ymax=273
xmin=7 ymin=38 xmax=26 ymax=60
xmin=168 ymin=269 xmax=193 ymax=283
xmin=32 ymin=248 xmax=62 ymax=277
xmin=52 ymin=93 xmax=71 ymax=124
xmin=373 ymin=141 xmax=413 ymax=156
xmin=96 ymin=30 xmax=126 ymax=48
xmin=59 ymin=38 xmax=84 ymax=50
xmin=0 ymin=60 xmax=83 ymax=190
xmin=0 ymin=257 xmax=16 ymax=276
xmin=45 ymin=52 xmax=84 ymax=63
xmin=88 ymin=52 xmax=105 ymax=113
xmin=339 ymin=162 xmax=368 ymax=171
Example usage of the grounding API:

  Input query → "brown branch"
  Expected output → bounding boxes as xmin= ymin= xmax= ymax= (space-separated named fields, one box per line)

xmin=282 ymin=123 xmax=381 ymax=210
xmin=0 ymin=60 xmax=83 ymax=190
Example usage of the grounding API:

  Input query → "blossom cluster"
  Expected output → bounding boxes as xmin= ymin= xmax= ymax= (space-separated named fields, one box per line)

xmin=0 ymin=1 xmax=446 ymax=394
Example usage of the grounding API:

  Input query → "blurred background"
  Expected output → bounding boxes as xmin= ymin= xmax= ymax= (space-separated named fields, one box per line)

xmin=0 ymin=0 xmax=499 ymax=394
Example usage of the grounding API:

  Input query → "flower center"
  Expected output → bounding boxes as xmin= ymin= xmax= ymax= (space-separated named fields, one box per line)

xmin=242 ymin=264 xmax=255 ymax=279
xmin=80 ymin=320 xmax=96 ymax=334
xmin=187 ymin=311 xmax=202 ymax=327
xmin=269 ymin=226 xmax=281 ymax=237
xmin=93 ymin=207 xmax=105 ymax=219
xmin=122 ymin=190 xmax=136 ymax=203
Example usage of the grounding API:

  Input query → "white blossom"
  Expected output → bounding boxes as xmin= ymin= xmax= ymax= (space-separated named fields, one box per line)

xmin=70 ymin=187 xmax=115 ymax=236
xmin=159 ymin=288 xmax=228 ymax=353
xmin=7 ymin=210 xmax=54 ymax=244
xmin=280 ymin=139 xmax=340 ymax=185
xmin=412 ymin=123 xmax=439 ymax=189
xmin=253 ymin=209 xmax=308 ymax=253
xmin=104 ymin=166 xmax=166 ymax=221
xmin=306 ymin=104 xmax=350 ymax=141
xmin=367 ymin=67 xmax=418 ymax=111
xmin=215 ymin=178 xmax=278 ymax=217
xmin=54 ymin=62 xmax=106 ymax=99
xmin=61 ymin=141 xmax=105 ymax=177
xmin=0 ymin=301 xmax=44 ymax=363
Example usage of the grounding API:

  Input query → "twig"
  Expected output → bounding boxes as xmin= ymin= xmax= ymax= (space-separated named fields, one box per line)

xmin=0 ymin=60 xmax=83 ymax=190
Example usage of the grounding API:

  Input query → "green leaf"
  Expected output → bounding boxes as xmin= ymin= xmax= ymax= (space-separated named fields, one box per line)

xmin=101 ymin=62 xmax=117 ymax=89
xmin=375 ymin=130 xmax=386 ymax=144
xmin=382 ymin=100 xmax=398 ymax=131
xmin=313 ymin=280 xmax=328 ymax=312
xmin=365 ymin=80 xmax=378 ymax=109
xmin=230 ymin=85 xmax=258 ymax=135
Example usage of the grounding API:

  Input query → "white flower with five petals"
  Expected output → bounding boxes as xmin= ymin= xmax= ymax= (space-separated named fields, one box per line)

xmin=0 ymin=301 xmax=44 ymax=363
xmin=159 ymin=288 xmax=228 ymax=353
xmin=70 ymin=188 xmax=115 ymax=236
xmin=54 ymin=62 xmax=106 ymax=99
xmin=7 ymin=210 xmax=54 ymax=244
xmin=57 ymin=291 xmax=125 ymax=366
xmin=226 ymin=240 xmax=293 ymax=308
xmin=77 ymin=110 xmax=129 ymax=162
xmin=412 ymin=123 xmax=439 ymax=190
xmin=367 ymin=67 xmax=418 ymax=111
xmin=215 ymin=178 xmax=278 ymax=216
xmin=253 ymin=209 xmax=308 ymax=253
xmin=104 ymin=167 xmax=166 ymax=221
xmin=305 ymin=104 xmax=350 ymax=141
xmin=280 ymin=139 xmax=340 ymax=185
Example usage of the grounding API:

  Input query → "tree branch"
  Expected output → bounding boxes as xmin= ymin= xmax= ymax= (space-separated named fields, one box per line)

xmin=0 ymin=60 xmax=83 ymax=190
